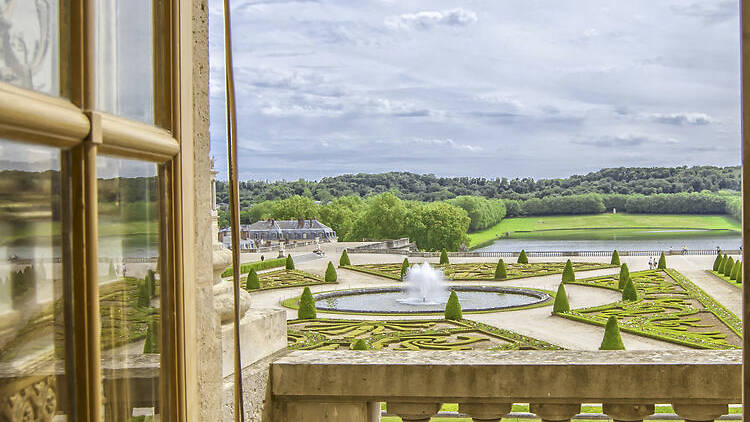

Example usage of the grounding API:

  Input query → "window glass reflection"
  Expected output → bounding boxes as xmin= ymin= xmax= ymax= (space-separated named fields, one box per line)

xmin=0 ymin=0 xmax=60 ymax=95
xmin=0 ymin=139 xmax=69 ymax=419
xmin=95 ymin=0 xmax=154 ymax=123
xmin=97 ymin=156 xmax=161 ymax=421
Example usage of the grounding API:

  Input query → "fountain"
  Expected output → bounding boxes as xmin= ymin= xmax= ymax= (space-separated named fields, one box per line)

xmin=305 ymin=262 xmax=552 ymax=315
xmin=398 ymin=262 xmax=448 ymax=305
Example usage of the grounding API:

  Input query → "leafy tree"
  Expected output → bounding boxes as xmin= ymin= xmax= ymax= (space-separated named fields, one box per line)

xmin=270 ymin=195 xmax=321 ymax=220
xmin=340 ymin=249 xmax=351 ymax=266
xmin=440 ymin=248 xmax=449 ymax=265
xmin=404 ymin=201 xmax=470 ymax=251
xmin=713 ymin=253 xmax=723 ymax=271
xmin=352 ymin=192 xmax=407 ymax=240
xmin=494 ymin=259 xmax=507 ymax=280
xmin=562 ymin=259 xmax=575 ymax=283
xmin=622 ymin=278 xmax=638 ymax=301
xmin=618 ymin=264 xmax=630 ymax=290
xmin=286 ymin=254 xmax=295 ymax=270
xmin=298 ymin=287 xmax=316 ymax=319
xmin=553 ymin=283 xmax=570 ymax=313
xmin=318 ymin=195 xmax=366 ymax=241
xmin=400 ymin=258 xmax=410 ymax=280
xmin=730 ymin=260 xmax=741 ymax=281
xmin=599 ymin=316 xmax=625 ymax=350
xmin=611 ymin=250 xmax=620 ymax=266
xmin=657 ymin=252 xmax=667 ymax=270
xmin=325 ymin=262 xmax=337 ymax=282
xmin=350 ymin=339 xmax=369 ymax=350
xmin=724 ymin=257 xmax=735 ymax=277
xmin=517 ymin=250 xmax=528 ymax=264
xmin=143 ymin=319 xmax=160 ymax=354
xmin=246 ymin=268 xmax=260 ymax=290
xmin=444 ymin=291 xmax=463 ymax=320
xmin=446 ymin=195 xmax=506 ymax=231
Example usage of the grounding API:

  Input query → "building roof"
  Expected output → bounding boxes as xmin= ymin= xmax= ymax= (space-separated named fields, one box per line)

xmin=245 ymin=219 xmax=334 ymax=232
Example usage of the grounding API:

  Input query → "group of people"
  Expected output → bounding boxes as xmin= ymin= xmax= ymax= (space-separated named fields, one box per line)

xmin=647 ymin=257 xmax=658 ymax=270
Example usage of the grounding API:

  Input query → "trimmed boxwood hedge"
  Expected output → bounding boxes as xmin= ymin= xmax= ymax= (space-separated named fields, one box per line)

xmin=221 ymin=257 xmax=286 ymax=277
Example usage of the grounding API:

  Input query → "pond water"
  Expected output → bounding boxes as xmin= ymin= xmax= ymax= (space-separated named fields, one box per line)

xmin=476 ymin=234 xmax=742 ymax=252
xmin=313 ymin=286 xmax=550 ymax=314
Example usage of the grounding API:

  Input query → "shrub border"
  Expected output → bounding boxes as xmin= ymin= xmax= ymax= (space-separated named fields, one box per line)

xmin=246 ymin=269 xmax=336 ymax=292
xmin=708 ymin=270 xmax=742 ymax=289
xmin=221 ymin=257 xmax=287 ymax=278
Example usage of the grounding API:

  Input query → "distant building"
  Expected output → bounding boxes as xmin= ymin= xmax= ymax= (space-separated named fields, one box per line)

xmin=218 ymin=218 xmax=336 ymax=250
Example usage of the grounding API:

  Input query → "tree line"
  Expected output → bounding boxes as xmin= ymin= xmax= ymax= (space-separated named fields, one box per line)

xmin=216 ymin=166 xmax=740 ymax=205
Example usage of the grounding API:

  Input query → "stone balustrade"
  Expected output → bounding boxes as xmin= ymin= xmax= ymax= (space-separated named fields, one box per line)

xmin=271 ymin=350 xmax=741 ymax=422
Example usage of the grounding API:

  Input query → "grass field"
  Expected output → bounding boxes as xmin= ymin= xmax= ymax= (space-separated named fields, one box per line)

xmin=468 ymin=213 xmax=740 ymax=247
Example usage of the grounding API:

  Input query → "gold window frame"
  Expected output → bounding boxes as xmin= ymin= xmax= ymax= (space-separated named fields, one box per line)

xmin=0 ymin=0 xmax=195 ymax=420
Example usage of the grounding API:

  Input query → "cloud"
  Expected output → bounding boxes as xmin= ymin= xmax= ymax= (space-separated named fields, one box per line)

xmin=404 ymin=137 xmax=483 ymax=152
xmin=385 ymin=8 xmax=478 ymax=30
xmin=572 ymin=134 xmax=679 ymax=148
xmin=646 ymin=112 xmax=713 ymax=125
xmin=671 ymin=1 xmax=737 ymax=25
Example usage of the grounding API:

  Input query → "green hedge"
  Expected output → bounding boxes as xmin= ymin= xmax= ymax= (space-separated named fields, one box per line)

xmin=221 ymin=257 xmax=287 ymax=277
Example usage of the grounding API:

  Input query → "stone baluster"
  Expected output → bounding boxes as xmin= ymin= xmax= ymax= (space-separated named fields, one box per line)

xmin=530 ymin=403 xmax=581 ymax=422
xmin=388 ymin=402 xmax=442 ymax=422
xmin=603 ymin=403 xmax=655 ymax=422
xmin=673 ymin=404 xmax=729 ymax=422
xmin=459 ymin=402 xmax=512 ymax=422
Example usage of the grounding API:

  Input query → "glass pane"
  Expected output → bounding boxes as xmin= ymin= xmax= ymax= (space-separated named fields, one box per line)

xmin=0 ymin=140 xmax=69 ymax=419
xmin=95 ymin=0 xmax=154 ymax=124
xmin=98 ymin=156 xmax=161 ymax=421
xmin=0 ymin=0 xmax=60 ymax=95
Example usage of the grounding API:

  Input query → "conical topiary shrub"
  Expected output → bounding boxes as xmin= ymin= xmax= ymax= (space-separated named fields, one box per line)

xmin=350 ymin=339 xmax=369 ymax=350
xmin=440 ymin=248 xmax=450 ymax=265
xmin=622 ymin=278 xmax=638 ymax=302
xmin=286 ymin=254 xmax=295 ymax=270
xmin=599 ymin=316 xmax=625 ymax=350
xmin=143 ymin=319 xmax=160 ymax=354
xmin=340 ymin=249 xmax=351 ymax=266
xmin=146 ymin=269 xmax=156 ymax=297
xmin=611 ymin=250 xmax=621 ymax=266
xmin=137 ymin=280 xmax=151 ymax=308
xmin=494 ymin=259 xmax=507 ymax=280
xmin=325 ymin=261 xmax=337 ymax=282
xmin=246 ymin=268 xmax=260 ymax=290
xmin=562 ymin=259 xmax=575 ymax=283
xmin=724 ymin=257 xmax=735 ymax=277
xmin=657 ymin=252 xmax=667 ymax=270
xmin=731 ymin=260 xmax=741 ymax=281
xmin=517 ymin=250 xmax=528 ymax=264
xmin=444 ymin=290 xmax=463 ymax=321
xmin=553 ymin=283 xmax=570 ymax=313
xmin=298 ymin=287 xmax=316 ymax=319
xmin=713 ymin=253 xmax=723 ymax=271
xmin=618 ymin=263 xmax=630 ymax=290
xmin=400 ymin=258 xmax=410 ymax=280
xmin=720 ymin=254 xmax=729 ymax=273
xmin=737 ymin=267 xmax=743 ymax=283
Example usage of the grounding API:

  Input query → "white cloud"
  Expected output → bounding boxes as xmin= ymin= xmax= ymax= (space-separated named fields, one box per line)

xmin=572 ymin=134 xmax=679 ymax=148
xmin=646 ymin=112 xmax=713 ymax=125
xmin=385 ymin=8 xmax=478 ymax=30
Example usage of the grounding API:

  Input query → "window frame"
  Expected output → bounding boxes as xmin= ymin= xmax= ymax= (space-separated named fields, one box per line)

xmin=0 ymin=0 xmax=193 ymax=421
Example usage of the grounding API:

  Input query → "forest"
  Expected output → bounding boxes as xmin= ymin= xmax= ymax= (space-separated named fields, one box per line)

xmin=216 ymin=166 xmax=741 ymax=205
xmin=215 ymin=166 xmax=742 ymax=251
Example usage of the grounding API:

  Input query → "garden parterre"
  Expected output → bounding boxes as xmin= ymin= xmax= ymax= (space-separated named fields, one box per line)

xmin=342 ymin=262 xmax=616 ymax=281
xmin=557 ymin=269 xmax=741 ymax=349
xmin=287 ymin=318 xmax=561 ymax=351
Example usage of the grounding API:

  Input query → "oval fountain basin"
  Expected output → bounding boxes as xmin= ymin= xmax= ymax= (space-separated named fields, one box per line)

xmin=313 ymin=286 xmax=551 ymax=314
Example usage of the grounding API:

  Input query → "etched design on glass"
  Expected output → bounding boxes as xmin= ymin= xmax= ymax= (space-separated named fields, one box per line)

xmin=0 ymin=0 xmax=58 ymax=95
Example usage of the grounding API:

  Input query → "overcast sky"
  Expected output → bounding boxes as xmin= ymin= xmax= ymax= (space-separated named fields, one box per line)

xmin=208 ymin=0 xmax=741 ymax=181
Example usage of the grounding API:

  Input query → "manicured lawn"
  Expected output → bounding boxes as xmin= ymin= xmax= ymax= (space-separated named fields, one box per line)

xmin=710 ymin=270 xmax=743 ymax=288
xmin=468 ymin=213 xmax=740 ymax=246
xmin=246 ymin=269 xmax=333 ymax=291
